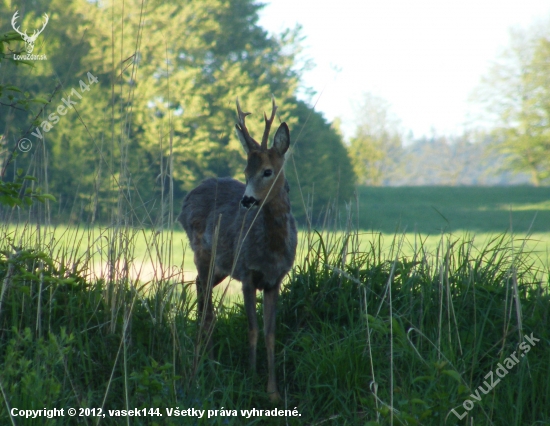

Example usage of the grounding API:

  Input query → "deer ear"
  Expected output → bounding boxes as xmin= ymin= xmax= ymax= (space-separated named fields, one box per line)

xmin=272 ymin=122 xmax=290 ymax=155
xmin=236 ymin=124 xmax=253 ymax=153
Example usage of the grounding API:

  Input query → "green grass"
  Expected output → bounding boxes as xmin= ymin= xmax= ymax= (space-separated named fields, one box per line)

xmin=4 ymin=224 xmax=548 ymax=298
xmin=1 ymin=220 xmax=549 ymax=425
xmin=357 ymin=186 xmax=550 ymax=234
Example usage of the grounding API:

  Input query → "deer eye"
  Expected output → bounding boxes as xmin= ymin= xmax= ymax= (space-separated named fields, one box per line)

xmin=263 ymin=169 xmax=273 ymax=177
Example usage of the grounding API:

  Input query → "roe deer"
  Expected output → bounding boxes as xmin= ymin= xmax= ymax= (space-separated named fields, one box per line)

xmin=178 ymin=97 xmax=297 ymax=402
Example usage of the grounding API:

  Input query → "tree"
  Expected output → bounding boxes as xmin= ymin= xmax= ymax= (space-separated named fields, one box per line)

xmin=0 ymin=24 xmax=56 ymax=216
xmin=57 ymin=0 xmax=305 ymax=223
xmin=474 ymin=21 xmax=550 ymax=186
xmin=1 ymin=0 xmax=353 ymax=227
xmin=348 ymin=93 xmax=403 ymax=186
xmin=395 ymin=133 xmax=493 ymax=186
xmin=1 ymin=0 xmax=103 ymax=221
xmin=285 ymin=99 xmax=355 ymax=225
xmin=1 ymin=0 xmax=307 ymax=224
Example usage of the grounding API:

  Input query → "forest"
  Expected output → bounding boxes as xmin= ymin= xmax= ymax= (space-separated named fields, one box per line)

xmin=0 ymin=0 xmax=355 ymax=226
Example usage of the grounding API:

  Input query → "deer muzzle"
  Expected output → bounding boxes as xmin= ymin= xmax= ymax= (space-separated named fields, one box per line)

xmin=241 ymin=195 xmax=259 ymax=209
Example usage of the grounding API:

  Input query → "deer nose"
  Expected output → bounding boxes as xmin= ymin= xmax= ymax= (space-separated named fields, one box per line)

xmin=241 ymin=195 xmax=259 ymax=209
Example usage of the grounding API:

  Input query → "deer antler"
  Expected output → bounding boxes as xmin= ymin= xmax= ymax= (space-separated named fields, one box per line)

xmin=11 ymin=11 xmax=28 ymax=39
xmin=236 ymin=98 xmax=259 ymax=149
xmin=261 ymin=95 xmax=278 ymax=149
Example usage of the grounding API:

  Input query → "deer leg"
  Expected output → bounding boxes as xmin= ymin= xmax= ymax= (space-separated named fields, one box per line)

xmin=263 ymin=285 xmax=281 ymax=403
xmin=195 ymin=248 xmax=225 ymax=359
xmin=242 ymin=282 xmax=258 ymax=373
xmin=195 ymin=273 xmax=215 ymax=358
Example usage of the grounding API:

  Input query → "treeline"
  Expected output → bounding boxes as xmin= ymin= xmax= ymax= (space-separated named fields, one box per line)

xmin=0 ymin=0 xmax=355 ymax=226
xmin=363 ymin=132 xmax=531 ymax=187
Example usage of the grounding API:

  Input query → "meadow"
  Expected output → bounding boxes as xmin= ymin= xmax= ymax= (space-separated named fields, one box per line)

xmin=356 ymin=185 xmax=550 ymax=234
xmin=0 ymin=186 xmax=549 ymax=425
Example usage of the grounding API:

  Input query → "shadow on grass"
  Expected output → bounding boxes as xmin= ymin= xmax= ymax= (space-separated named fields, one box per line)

xmin=357 ymin=186 xmax=550 ymax=234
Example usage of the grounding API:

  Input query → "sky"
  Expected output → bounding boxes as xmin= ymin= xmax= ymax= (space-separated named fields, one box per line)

xmin=258 ymin=0 xmax=550 ymax=140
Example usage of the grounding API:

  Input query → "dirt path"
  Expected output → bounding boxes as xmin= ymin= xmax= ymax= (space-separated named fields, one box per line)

xmin=89 ymin=260 xmax=243 ymax=299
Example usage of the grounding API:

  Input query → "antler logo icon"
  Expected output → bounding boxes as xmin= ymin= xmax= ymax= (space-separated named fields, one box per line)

xmin=11 ymin=10 xmax=49 ymax=54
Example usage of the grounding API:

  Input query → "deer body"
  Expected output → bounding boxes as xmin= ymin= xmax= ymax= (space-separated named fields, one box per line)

xmin=178 ymin=98 xmax=297 ymax=402
xmin=181 ymin=177 xmax=296 ymax=287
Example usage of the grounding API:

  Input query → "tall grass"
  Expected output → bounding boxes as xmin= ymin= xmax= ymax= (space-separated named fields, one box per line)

xmin=1 ymin=220 xmax=548 ymax=425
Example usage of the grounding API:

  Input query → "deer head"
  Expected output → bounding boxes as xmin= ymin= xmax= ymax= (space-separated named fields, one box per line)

xmin=235 ymin=97 xmax=290 ymax=209
xmin=12 ymin=11 xmax=49 ymax=54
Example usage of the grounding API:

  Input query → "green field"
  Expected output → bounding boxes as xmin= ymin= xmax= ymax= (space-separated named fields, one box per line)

xmin=356 ymin=186 xmax=550 ymax=234
xmin=3 ymin=184 xmax=550 ymax=301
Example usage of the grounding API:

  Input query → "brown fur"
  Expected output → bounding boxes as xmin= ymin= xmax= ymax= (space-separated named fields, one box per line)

xmin=177 ymin=98 xmax=297 ymax=402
